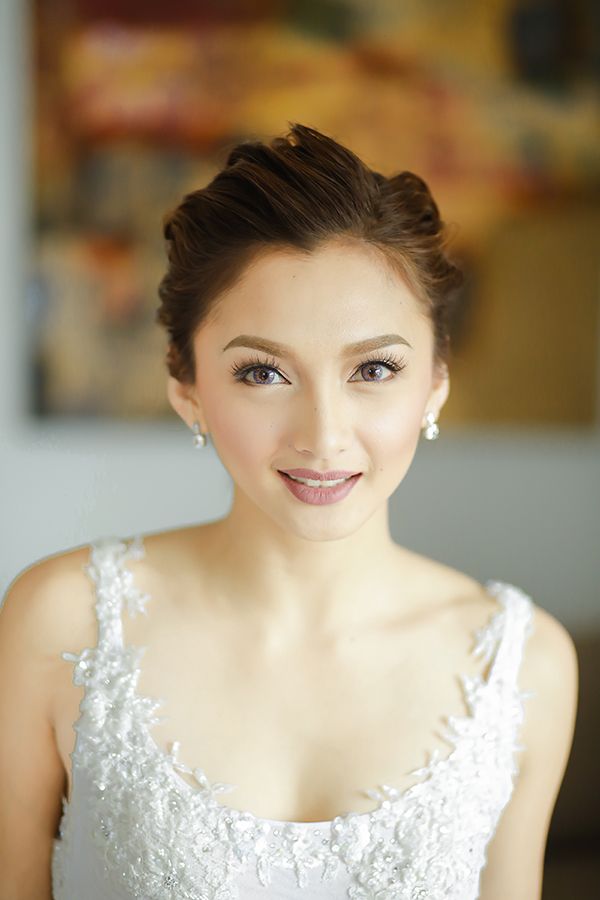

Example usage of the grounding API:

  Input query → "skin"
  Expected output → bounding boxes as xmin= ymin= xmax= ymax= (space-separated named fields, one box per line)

xmin=167 ymin=238 xmax=451 ymax=640
xmin=0 ymin=237 xmax=578 ymax=899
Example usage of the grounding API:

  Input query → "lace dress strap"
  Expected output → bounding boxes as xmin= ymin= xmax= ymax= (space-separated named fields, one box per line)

xmin=479 ymin=580 xmax=535 ymax=692
xmin=61 ymin=534 xmax=149 ymax=683
xmin=84 ymin=534 xmax=148 ymax=651
xmin=449 ymin=580 xmax=537 ymax=780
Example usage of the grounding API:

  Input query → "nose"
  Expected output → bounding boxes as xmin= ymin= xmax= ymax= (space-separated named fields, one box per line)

xmin=288 ymin=388 xmax=351 ymax=459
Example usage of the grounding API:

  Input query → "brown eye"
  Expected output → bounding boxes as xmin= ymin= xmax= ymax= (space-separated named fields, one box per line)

xmin=351 ymin=354 xmax=407 ymax=382
xmin=229 ymin=354 xmax=285 ymax=385
xmin=246 ymin=366 xmax=283 ymax=385
xmin=357 ymin=362 xmax=392 ymax=382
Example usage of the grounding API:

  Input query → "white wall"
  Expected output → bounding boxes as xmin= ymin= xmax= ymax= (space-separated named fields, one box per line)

xmin=1 ymin=0 xmax=599 ymax=632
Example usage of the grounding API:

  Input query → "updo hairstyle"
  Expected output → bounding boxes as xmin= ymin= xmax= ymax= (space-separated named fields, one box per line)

xmin=156 ymin=122 xmax=464 ymax=384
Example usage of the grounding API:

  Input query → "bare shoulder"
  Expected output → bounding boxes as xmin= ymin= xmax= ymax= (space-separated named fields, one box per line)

xmin=0 ymin=542 xmax=98 ymax=743
xmin=1 ymin=542 xmax=98 ymax=664
xmin=0 ymin=542 xmax=100 ymax=895
xmin=0 ymin=524 xmax=204 ymax=648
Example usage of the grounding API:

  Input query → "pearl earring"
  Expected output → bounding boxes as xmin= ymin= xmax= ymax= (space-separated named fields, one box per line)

xmin=191 ymin=420 xmax=207 ymax=449
xmin=422 ymin=411 xmax=440 ymax=440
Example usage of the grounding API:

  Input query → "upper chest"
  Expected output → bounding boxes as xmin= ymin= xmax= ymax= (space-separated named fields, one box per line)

xmin=52 ymin=546 xmax=501 ymax=822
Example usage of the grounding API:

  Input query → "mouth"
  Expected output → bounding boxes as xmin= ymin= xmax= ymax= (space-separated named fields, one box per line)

xmin=276 ymin=470 xmax=362 ymax=505
xmin=278 ymin=471 xmax=359 ymax=487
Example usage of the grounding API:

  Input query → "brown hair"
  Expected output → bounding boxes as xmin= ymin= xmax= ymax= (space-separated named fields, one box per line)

xmin=156 ymin=122 xmax=463 ymax=384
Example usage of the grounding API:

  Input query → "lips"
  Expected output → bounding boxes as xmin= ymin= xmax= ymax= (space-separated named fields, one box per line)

xmin=277 ymin=470 xmax=361 ymax=504
xmin=278 ymin=468 xmax=360 ymax=480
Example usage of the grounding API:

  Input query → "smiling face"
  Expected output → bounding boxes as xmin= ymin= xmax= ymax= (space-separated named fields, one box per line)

xmin=168 ymin=239 xmax=449 ymax=542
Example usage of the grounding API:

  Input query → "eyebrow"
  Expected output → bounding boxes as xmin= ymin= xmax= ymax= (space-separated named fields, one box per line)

xmin=222 ymin=333 xmax=413 ymax=357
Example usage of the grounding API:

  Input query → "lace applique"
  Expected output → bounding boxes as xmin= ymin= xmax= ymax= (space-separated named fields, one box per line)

xmin=52 ymin=536 xmax=535 ymax=900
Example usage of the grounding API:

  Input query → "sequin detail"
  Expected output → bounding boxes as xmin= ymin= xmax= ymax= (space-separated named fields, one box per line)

xmin=52 ymin=535 xmax=535 ymax=899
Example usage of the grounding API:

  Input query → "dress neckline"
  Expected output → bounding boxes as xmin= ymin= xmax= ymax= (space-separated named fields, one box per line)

xmin=90 ymin=533 xmax=517 ymax=832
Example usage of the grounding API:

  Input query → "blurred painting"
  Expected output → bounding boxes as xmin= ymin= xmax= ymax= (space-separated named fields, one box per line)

xmin=30 ymin=0 xmax=600 ymax=424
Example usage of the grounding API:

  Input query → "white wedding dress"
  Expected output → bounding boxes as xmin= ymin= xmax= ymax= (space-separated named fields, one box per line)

xmin=51 ymin=534 xmax=535 ymax=899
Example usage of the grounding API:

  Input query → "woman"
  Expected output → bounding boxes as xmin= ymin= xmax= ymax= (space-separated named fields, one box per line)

xmin=0 ymin=123 xmax=577 ymax=899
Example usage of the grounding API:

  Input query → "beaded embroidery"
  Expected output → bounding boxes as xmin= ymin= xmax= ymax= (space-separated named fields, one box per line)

xmin=51 ymin=535 xmax=535 ymax=899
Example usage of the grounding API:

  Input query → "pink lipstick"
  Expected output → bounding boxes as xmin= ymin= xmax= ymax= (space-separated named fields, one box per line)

xmin=277 ymin=470 xmax=362 ymax=505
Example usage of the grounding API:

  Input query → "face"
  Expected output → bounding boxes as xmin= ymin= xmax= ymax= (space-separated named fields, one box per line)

xmin=168 ymin=240 xmax=449 ymax=541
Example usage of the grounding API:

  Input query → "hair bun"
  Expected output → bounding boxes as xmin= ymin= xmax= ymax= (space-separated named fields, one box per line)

xmin=389 ymin=171 xmax=441 ymax=235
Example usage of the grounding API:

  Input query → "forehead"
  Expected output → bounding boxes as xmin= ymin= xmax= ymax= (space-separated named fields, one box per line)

xmin=213 ymin=242 xmax=426 ymax=327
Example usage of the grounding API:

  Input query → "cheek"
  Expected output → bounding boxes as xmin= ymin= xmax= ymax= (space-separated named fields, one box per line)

xmin=201 ymin=388 xmax=275 ymax=470
xmin=361 ymin=403 xmax=423 ymax=496
xmin=366 ymin=393 xmax=425 ymax=453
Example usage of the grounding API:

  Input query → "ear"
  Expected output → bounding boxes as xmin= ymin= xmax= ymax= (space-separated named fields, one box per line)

xmin=166 ymin=375 xmax=208 ymax=433
xmin=423 ymin=364 xmax=450 ymax=424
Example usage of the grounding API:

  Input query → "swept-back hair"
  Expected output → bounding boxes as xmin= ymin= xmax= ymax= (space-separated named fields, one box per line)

xmin=157 ymin=122 xmax=463 ymax=383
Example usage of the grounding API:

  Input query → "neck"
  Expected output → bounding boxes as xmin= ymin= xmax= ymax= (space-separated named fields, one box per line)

xmin=197 ymin=485 xmax=408 ymax=641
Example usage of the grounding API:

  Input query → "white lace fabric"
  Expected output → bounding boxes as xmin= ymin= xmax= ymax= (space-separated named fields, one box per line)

xmin=51 ymin=535 xmax=535 ymax=899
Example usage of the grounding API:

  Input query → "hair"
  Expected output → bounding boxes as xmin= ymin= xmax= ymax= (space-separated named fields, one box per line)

xmin=156 ymin=122 xmax=464 ymax=384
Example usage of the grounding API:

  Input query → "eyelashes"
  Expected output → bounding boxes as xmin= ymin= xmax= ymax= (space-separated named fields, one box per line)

xmin=229 ymin=352 xmax=407 ymax=385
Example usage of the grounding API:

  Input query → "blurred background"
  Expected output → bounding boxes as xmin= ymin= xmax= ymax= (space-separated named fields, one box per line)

xmin=0 ymin=0 xmax=599 ymax=894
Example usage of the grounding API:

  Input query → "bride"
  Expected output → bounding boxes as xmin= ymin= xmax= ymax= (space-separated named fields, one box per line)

xmin=0 ymin=123 xmax=577 ymax=900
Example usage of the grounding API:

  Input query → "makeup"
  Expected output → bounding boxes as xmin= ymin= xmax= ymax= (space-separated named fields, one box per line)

xmin=277 ymin=471 xmax=362 ymax=505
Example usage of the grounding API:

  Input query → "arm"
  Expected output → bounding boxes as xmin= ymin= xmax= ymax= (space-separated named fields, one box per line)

xmin=0 ymin=553 xmax=85 ymax=900
xmin=478 ymin=604 xmax=579 ymax=900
